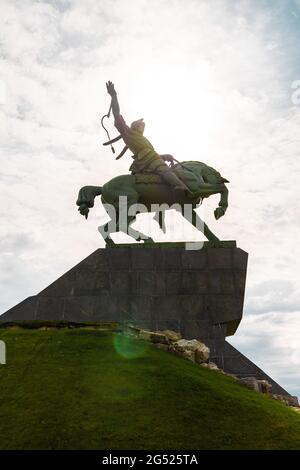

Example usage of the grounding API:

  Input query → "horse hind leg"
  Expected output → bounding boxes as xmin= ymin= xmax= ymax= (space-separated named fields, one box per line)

xmin=99 ymin=196 xmax=154 ymax=245
xmin=115 ymin=192 xmax=154 ymax=243
xmin=126 ymin=214 xmax=154 ymax=244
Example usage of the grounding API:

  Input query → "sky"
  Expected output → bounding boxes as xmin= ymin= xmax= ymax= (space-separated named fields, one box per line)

xmin=0 ymin=0 xmax=300 ymax=397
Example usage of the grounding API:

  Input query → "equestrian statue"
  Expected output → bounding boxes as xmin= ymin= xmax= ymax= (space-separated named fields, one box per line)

xmin=76 ymin=81 xmax=229 ymax=246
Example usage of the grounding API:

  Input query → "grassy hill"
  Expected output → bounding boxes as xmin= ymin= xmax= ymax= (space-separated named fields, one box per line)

xmin=0 ymin=326 xmax=299 ymax=450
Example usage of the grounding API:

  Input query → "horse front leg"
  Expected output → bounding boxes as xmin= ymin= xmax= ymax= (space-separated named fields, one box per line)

xmin=77 ymin=185 xmax=102 ymax=219
xmin=195 ymin=183 xmax=228 ymax=221
xmin=98 ymin=220 xmax=117 ymax=247
xmin=214 ymin=185 xmax=228 ymax=220
xmin=182 ymin=207 xmax=221 ymax=246
xmin=98 ymin=197 xmax=119 ymax=246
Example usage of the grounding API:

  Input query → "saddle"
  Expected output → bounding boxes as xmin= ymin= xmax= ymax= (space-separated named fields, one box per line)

xmin=134 ymin=173 xmax=163 ymax=184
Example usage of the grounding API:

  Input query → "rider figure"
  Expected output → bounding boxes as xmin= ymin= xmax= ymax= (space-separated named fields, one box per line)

xmin=106 ymin=81 xmax=197 ymax=198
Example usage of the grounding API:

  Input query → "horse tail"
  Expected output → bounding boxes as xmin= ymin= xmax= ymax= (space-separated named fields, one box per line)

xmin=76 ymin=186 xmax=102 ymax=219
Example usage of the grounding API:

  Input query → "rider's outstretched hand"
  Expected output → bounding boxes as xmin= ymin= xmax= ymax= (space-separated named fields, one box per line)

xmin=161 ymin=154 xmax=174 ymax=162
xmin=106 ymin=81 xmax=116 ymax=96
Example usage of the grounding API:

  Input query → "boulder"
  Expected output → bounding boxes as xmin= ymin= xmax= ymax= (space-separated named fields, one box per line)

xmin=160 ymin=330 xmax=181 ymax=342
xmin=201 ymin=362 xmax=220 ymax=371
xmin=238 ymin=376 xmax=260 ymax=392
xmin=181 ymin=350 xmax=195 ymax=362
xmin=194 ymin=344 xmax=210 ymax=364
xmin=257 ymin=380 xmax=272 ymax=394
xmin=224 ymin=373 xmax=238 ymax=380
xmin=168 ymin=344 xmax=181 ymax=355
xmin=150 ymin=332 xmax=169 ymax=344
xmin=290 ymin=396 xmax=300 ymax=407
xmin=272 ymin=394 xmax=299 ymax=407
xmin=139 ymin=330 xmax=153 ymax=341
xmin=174 ymin=339 xmax=206 ymax=352
xmin=272 ymin=394 xmax=289 ymax=405
xmin=170 ymin=338 xmax=210 ymax=363
xmin=155 ymin=343 xmax=169 ymax=352
xmin=139 ymin=330 xmax=169 ymax=344
xmin=135 ymin=329 xmax=210 ymax=363
xmin=125 ymin=324 xmax=141 ymax=337
xmin=168 ymin=343 xmax=195 ymax=361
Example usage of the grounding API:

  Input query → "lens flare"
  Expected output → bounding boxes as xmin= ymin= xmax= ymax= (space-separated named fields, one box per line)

xmin=113 ymin=333 xmax=148 ymax=359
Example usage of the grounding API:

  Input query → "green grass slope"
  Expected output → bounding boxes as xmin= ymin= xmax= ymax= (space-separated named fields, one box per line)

xmin=0 ymin=328 xmax=299 ymax=450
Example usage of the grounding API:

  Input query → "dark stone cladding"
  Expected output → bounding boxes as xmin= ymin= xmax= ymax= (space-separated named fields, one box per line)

xmin=1 ymin=244 xmax=247 ymax=339
xmin=0 ymin=243 xmax=290 ymax=396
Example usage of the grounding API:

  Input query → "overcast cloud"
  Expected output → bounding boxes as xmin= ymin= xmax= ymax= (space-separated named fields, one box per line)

xmin=0 ymin=0 xmax=299 ymax=396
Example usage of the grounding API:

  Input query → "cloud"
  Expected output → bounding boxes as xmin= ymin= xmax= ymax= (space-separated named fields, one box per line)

xmin=230 ymin=310 xmax=300 ymax=397
xmin=245 ymin=279 xmax=300 ymax=314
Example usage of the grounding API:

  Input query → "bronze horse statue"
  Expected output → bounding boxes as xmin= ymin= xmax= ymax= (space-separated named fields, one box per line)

xmin=76 ymin=160 xmax=229 ymax=246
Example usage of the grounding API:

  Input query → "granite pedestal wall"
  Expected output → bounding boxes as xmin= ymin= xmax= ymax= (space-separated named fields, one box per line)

xmin=0 ymin=243 xmax=290 ymax=396
xmin=0 ymin=244 xmax=246 ymax=341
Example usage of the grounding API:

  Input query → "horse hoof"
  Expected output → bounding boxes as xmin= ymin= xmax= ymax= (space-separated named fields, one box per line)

xmin=105 ymin=238 xmax=115 ymax=247
xmin=214 ymin=207 xmax=225 ymax=220
xmin=207 ymin=239 xmax=222 ymax=248
xmin=143 ymin=238 xmax=154 ymax=244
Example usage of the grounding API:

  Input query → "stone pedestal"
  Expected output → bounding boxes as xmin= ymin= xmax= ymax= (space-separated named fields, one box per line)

xmin=0 ymin=243 xmax=246 ymax=342
xmin=0 ymin=242 xmax=290 ymax=396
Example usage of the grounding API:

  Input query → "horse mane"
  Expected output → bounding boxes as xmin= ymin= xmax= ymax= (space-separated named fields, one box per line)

xmin=175 ymin=160 xmax=229 ymax=184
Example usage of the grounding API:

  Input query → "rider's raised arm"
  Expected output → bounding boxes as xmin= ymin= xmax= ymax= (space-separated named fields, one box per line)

xmin=106 ymin=81 xmax=129 ymax=135
xmin=106 ymin=81 xmax=120 ymax=117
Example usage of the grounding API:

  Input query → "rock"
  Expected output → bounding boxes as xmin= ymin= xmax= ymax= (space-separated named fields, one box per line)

xmin=155 ymin=343 xmax=169 ymax=352
xmin=168 ymin=344 xmax=181 ymax=355
xmin=257 ymin=380 xmax=272 ymax=394
xmin=181 ymin=350 xmax=195 ymax=362
xmin=139 ymin=330 xmax=153 ymax=341
xmin=168 ymin=343 xmax=195 ymax=361
xmin=201 ymin=362 xmax=220 ymax=371
xmin=194 ymin=344 xmax=210 ymax=364
xmin=135 ymin=328 xmax=210 ymax=364
xmin=174 ymin=339 xmax=199 ymax=351
xmin=160 ymin=329 xmax=181 ymax=342
xmin=272 ymin=394 xmax=289 ymax=405
xmin=125 ymin=324 xmax=141 ymax=337
xmin=272 ymin=394 xmax=299 ymax=407
xmin=150 ymin=332 xmax=169 ymax=344
xmin=174 ymin=339 xmax=206 ymax=352
xmin=290 ymin=396 xmax=300 ymax=407
xmin=237 ymin=376 xmax=260 ymax=392
xmin=224 ymin=373 xmax=238 ymax=380
xmin=170 ymin=338 xmax=209 ymax=364
xmin=139 ymin=330 xmax=169 ymax=344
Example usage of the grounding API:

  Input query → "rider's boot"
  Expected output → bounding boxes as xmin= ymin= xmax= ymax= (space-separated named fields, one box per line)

xmin=158 ymin=167 xmax=203 ymax=201
xmin=159 ymin=168 xmax=192 ymax=193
